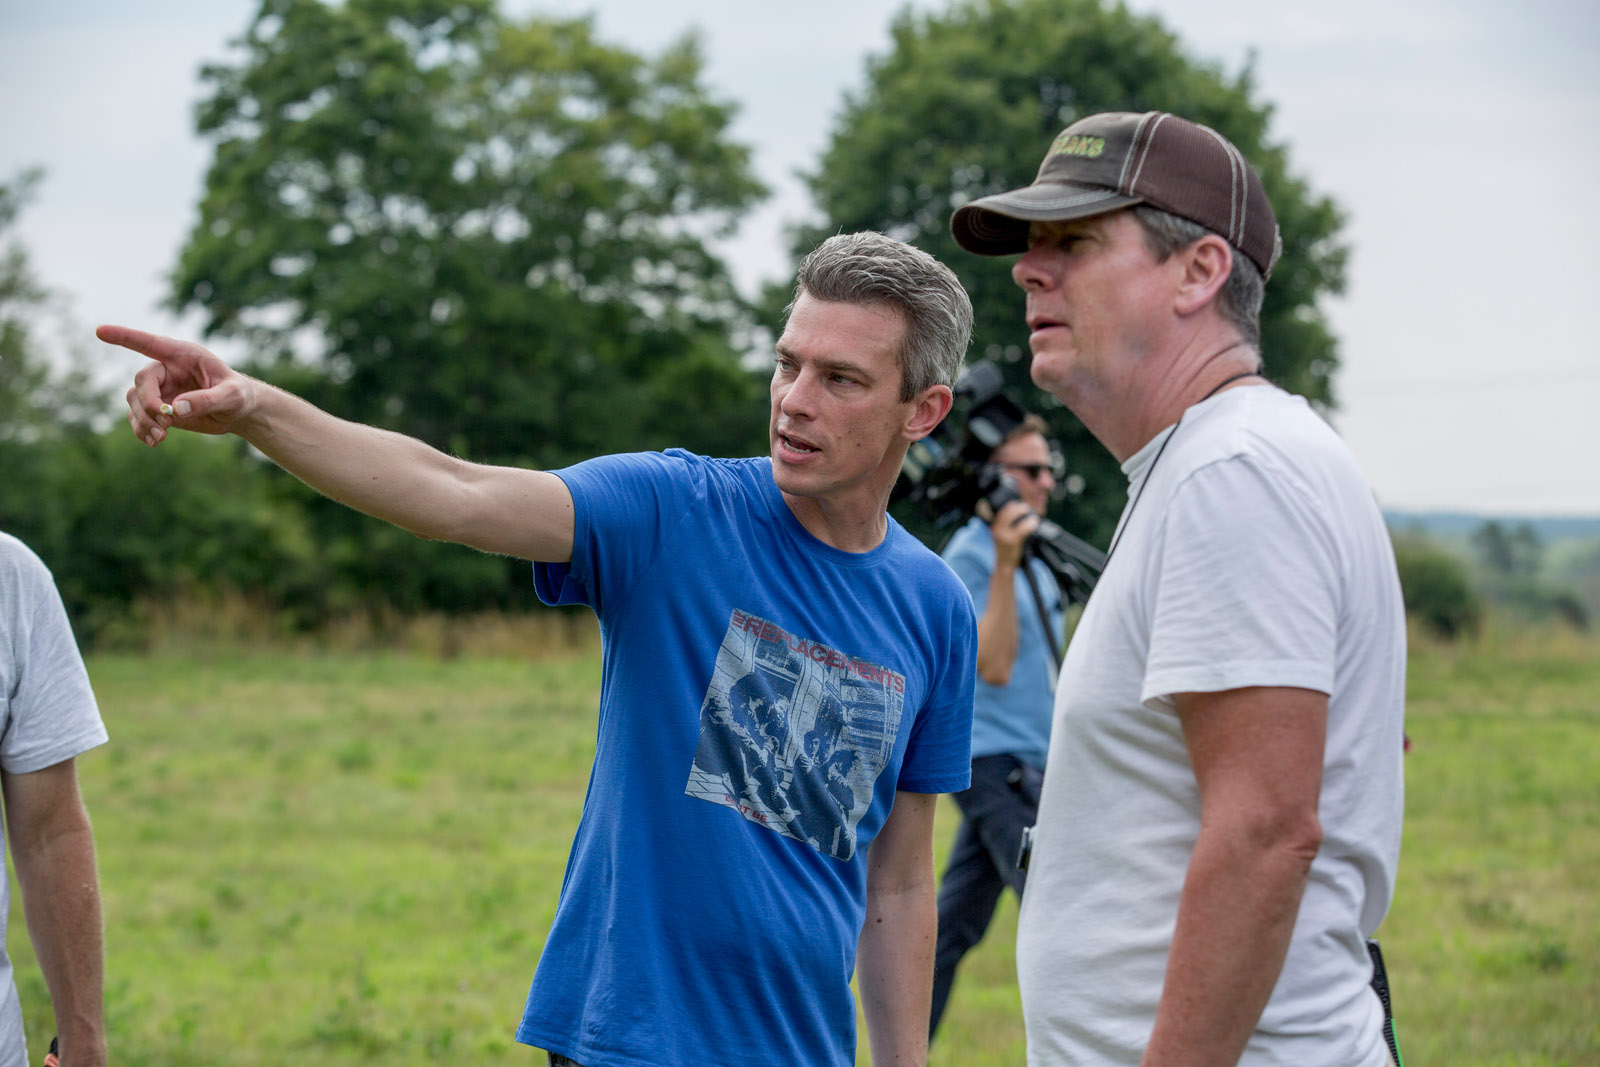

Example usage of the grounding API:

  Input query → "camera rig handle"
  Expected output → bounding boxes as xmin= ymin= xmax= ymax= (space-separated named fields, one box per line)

xmin=1028 ymin=516 xmax=1105 ymax=607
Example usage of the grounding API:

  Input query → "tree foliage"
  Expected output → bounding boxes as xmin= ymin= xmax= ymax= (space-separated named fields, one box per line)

xmin=1 ymin=174 xmax=317 ymax=644
xmin=0 ymin=169 xmax=52 ymax=440
xmin=1470 ymin=519 xmax=1543 ymax=580
xmin=0 ymin=167 xmax=73 ymax=562
xmin=787 ymin=0 xmax=1348 ymax=544
xmin=1468 ymin=520 xmax=1588 ymax=630
xmin=0 ymin=170 xmax=104 ymax=449
xmin=162 ymin=0 xmax=776 ymax=615
xmin=175 ymin=0 xmax=771 ymax=469
xmin=1 ymin=169 xmax=113 ymax=579
xmin=32 ymin=433 xmax=336 ymax=640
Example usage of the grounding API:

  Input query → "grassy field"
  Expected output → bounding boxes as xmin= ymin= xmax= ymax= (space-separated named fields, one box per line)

xmin=7 ymin=620 xmax=1597 ymax=1065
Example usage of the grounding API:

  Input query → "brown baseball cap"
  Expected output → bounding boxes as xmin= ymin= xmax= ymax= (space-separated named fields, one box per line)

xmin=950 ymin=111 xmax=1282 ymax=278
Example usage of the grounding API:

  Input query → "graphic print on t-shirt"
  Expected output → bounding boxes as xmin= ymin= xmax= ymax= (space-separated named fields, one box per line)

xmin=685 ymin=608 xmax=906 ymax=860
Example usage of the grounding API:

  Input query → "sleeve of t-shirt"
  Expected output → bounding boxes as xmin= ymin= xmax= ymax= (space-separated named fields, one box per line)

xmin=532 ymin=451 xmax=706 ymax=616
xmin=3 ymin=554 xmax=109 ymax=774
xmin=896 ymin=571 xmax=977 ymax=794
xmin=1140 ymin=454 xmax=1339 ymax=711
xmin=941 ymin=529 xmax=992 ymax=613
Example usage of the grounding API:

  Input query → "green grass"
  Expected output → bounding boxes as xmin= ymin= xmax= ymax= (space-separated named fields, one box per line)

xmin=10 ymin=652 xmax=599 ymax=1065
xmin=7 ymin=622 xmax=1598 ymax=1064
xmin=1380 ymin=624 xmax=1600 ymax=1065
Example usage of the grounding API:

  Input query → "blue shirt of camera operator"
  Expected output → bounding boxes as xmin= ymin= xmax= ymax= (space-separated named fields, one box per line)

xmin=940 ymin=428 xmax=1064 ymax=766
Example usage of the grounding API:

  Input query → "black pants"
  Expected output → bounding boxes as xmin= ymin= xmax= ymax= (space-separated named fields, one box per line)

xmin=929 ymin=754 xmax=1044 ymax=1037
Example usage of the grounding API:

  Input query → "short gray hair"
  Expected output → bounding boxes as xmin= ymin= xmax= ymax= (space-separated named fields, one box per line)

xmin=788 ymin=231 xmax=972 ymax=401
xmin=1130 ymin=205 xmax=1265 ymax=347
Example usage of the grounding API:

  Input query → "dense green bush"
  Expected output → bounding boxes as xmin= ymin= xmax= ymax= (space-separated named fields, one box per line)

xmin=4 ymin=422 xmax=552 ymax=647
xmin=1392 ymin=533 xmax=1483 ymax=640
xmin=3 ymin=429 xmax=332 ymax=642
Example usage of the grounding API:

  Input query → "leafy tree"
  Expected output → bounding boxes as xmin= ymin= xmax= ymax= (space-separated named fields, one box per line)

xmin=1467 ymin=519 xmax=1587 ymax=630
xmin=178 ymin=0 xmax=769 ymax=463
xmin=786 ymin=0 xmax=1348 ymax=544
xmin=1470 ymin=519 xmax=1543 ymax=580
xmin=0 ymin=169 xmax=52 ymax=439
xmin=0 ymin=173 xmax=322 ymax=645
xmin=171 ymin=0 xmax=772 ymax=611
xmin=0 ymin=170 xmax=105 ymax=445
xmin=0 ymin=168 xmax=111 ymax=567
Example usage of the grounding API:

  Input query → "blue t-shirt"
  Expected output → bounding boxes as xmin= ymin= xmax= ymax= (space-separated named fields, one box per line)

xmin=516 ymin=450 xmax=976 ymax=1067
xmin=941 ymin=516 xmax=1063 ymax=767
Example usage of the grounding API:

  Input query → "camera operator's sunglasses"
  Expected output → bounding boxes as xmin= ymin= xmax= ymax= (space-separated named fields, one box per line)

xmin=1003 ymin=461 xmax=1061 ymax=480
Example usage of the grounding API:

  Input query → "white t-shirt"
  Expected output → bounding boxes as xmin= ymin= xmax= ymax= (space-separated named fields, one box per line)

xmin=1017 ymin=387 xmax=1405 ymax=1067
xmin=1 ymin=532 xmax=110 ymax=1067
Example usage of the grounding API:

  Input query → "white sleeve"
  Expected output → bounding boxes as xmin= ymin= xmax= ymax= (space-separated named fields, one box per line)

xmin=2 ymin=550 xmax=108 ymax=774
xmin=1140 ymin=454 xmax=1339 ymax=710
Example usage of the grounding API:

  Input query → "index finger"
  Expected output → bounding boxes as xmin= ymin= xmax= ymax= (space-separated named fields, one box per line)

xmin=96 ymin=324 xmax=204 ymax=365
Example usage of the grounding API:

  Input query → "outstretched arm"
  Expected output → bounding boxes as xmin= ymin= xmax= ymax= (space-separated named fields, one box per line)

xmin=3 ymin=759 xmax=106 ymax=1067
xmin=100 ymin=325 xmax=575 ymax=562
xmin=857 ymin=790 xmax=939 ymax=1067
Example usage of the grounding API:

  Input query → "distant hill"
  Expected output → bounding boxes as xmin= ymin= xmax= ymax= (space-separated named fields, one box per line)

xmin=1384 ymin=511 xmax=1600 ymax=542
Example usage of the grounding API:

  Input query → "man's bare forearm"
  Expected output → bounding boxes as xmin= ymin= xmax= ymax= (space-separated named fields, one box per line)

xmin=975 ymin=559 xmax=1023 ymax=685
xmin=858 ymin=792 xmax=938 ymax=1067
xmin=1146 ymin=686 xmax=1327 ymax=1066
xmin=1140 ymin=819 xmax=1316 ymax=1066
xmin=858 ymin=878 xmax=936 ymax=1067
xmin=10 ymin=786 xmax=106 ymax=1066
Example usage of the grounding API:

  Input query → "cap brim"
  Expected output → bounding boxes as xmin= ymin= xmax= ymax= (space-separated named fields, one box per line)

xmin=950 ymin=184 xmax=1144 ymax=256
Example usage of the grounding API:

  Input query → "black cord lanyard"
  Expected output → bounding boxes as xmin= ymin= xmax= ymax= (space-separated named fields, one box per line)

xmin=1100 ymin=370 xmax=1263 ymax=570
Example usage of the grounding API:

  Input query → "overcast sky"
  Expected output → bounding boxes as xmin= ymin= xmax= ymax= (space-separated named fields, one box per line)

xmin=3 ymin=0 xmax=1598 ymax=516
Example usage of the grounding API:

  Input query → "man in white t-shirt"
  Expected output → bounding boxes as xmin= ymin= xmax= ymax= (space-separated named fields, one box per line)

xmin=949 ymin=112 xmax=1406 ymax=1066
xmin=1 ymin=532 xmax=110 ymax=1067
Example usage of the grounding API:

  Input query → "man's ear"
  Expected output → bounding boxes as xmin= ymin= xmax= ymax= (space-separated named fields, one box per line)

xmin=1174 ymin=234 xmax=1233 ymax=316
xmin=903 ymin=384 xmax=955 ymax=442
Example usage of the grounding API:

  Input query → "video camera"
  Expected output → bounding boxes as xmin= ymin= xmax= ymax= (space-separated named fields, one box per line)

xmin=894 ymin=360 xmax=1105 ymax=606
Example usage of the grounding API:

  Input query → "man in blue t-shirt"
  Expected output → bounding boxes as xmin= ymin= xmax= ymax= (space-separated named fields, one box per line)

xmin=104 ymin=230 xmax=979 ymax=1067
xmin=928 ymin=414 xmax=1064 ymax=1038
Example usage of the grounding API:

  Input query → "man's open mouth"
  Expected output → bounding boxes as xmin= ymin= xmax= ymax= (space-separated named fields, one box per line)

xmin=782 ymin=435 xmax=818 ymax=454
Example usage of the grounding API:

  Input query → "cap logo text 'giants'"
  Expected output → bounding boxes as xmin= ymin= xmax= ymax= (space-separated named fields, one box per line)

xmin=1050 ymin=133 xmax=1105 ymax=158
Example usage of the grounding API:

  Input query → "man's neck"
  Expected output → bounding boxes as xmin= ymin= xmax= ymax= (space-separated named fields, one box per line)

xmin=1091 ymin=334 xmax=1262 ymax=463
xmin=782 ymin=489 xmax=892 ymax=553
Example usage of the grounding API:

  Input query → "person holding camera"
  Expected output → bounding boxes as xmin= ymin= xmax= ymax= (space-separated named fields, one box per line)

xmin=928 ymin=414 xmax=1063 ymax=1038
xmin=104 ymin=230 xmax=978 ymax=1067
xmin=1 ymin=532 xmax=109 ymax=1067
xmin=950 ymin=111 xmax=1405 ymax=1066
